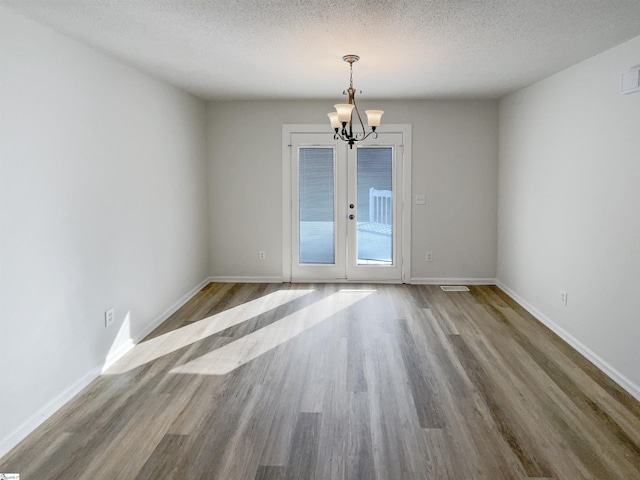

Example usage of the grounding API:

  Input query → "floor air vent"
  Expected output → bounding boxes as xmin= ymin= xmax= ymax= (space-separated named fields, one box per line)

xmin=440 ymin=285 xmax=470 ymax=292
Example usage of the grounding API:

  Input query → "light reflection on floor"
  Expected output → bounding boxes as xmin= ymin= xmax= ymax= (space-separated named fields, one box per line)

xmin=169 ymin=289 xmax=375 ymax=376
xmin=104 ymin=288 xmax=314 ymax=374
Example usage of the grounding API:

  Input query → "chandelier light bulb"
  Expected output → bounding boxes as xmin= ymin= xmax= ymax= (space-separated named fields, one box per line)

xmin=327 ymin=112 xmax=341 ymax=129
xmin=334 ymin=104 xmax=355 ymax=123
xmin=365 ymin=110 xmax=384 ymax=128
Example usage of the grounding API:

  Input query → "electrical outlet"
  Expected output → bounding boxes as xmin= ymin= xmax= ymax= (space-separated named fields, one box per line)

xmin=105 ymin=308 xmax=115 ymax=327
xmin=415 ymin=194 xmax=426 ymax=205
xmin=426 ymin=251 xmax=433 ymax=262
xmin=560 ymin=291 xmax=568 ymax=306
xmin=259 ymin=251 xmax=266 ymax=260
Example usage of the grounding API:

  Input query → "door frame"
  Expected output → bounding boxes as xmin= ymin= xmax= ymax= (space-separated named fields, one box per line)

xmin=282 ymin=124 xmax=412 ymax=283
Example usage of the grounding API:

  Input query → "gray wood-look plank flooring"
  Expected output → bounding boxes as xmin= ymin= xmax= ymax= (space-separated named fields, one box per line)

xmin=2 ymin=283 xmax=640 ymax=479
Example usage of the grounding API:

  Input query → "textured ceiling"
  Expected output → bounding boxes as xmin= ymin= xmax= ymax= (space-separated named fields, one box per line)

xmin=3 ymin=1 xmax=640 ymax=100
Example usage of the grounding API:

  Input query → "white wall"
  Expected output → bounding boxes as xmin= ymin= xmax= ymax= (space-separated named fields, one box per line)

xmin=0 ymin=9 xmax=210 ymax=454
xmin=498 ymin=36 xmax=640 ymax=397
xmin=207 ymin=100 xmax=498 ymax=282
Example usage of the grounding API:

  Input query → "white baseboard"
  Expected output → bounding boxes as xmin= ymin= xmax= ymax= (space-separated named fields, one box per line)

xmin=208 ymin=276 xmax=284 ymax=283
xmin=209 ymin=277 xmax=496 ymax=285
xmin=131 ymin=278 xmax=211 ymax=347
xmin=0 ymin=276 xmax=211 ymax=460
xmin=496 ymin=281 xmax=640 ymax=403
xmin=410 ymin=277 xmax=497 ymax=285
xmin=0 ymin=361 xmax=102 ymax=459
xmin=103 ymin=339 xmax=136 ymax=370
xmin=101 ymin=277 xmax=211 ymax=371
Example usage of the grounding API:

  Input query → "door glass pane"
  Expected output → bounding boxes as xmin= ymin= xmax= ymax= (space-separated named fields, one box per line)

xmin=299 ymin=147 xmax=335 ymax=264
xmin=357 ymin=147 xmax=393 ymax=265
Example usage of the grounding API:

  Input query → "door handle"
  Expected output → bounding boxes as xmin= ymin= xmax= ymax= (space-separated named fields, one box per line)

xmin=349 ymin=204 xmax=355 ymax=209
xmin=349 ymin=214 xmax=355 ymax=220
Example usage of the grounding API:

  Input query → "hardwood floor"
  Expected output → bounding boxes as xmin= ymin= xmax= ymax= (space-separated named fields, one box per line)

xmin=2 ymin=283 xmax=639 ymax=479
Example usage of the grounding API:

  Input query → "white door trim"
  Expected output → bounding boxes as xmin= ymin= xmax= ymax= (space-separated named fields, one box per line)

xmin=282 ymin=124 xmax=412 ymax=283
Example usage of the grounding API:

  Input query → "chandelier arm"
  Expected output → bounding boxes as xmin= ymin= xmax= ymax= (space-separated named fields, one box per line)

xmin=359 ymin=130 xmax=379 ymax=141
xmin=334 ymin=131 xmax=348 ymax=141
xmin=352 ymin=98 xmax=367 ymax=140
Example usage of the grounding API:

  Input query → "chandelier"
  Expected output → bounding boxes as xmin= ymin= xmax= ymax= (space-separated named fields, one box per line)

xmin=327 ymin=55 xmax=384 ymax=149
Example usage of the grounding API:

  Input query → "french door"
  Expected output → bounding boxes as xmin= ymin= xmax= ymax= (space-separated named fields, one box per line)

xmin=286 ymin=128 xmax=408 ymax=282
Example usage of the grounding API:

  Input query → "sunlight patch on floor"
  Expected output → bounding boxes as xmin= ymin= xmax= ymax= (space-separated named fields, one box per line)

xmin=169 ymin=289 xmax=374 ymax=376
xmin=103 ymin=289 xmax=313 ymax=374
